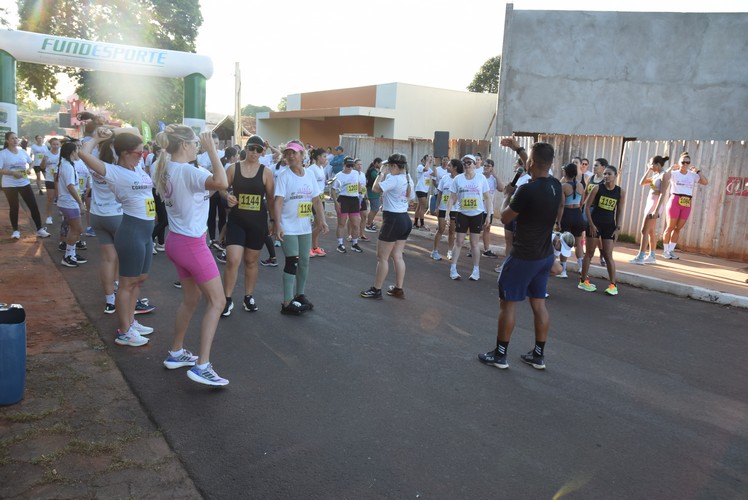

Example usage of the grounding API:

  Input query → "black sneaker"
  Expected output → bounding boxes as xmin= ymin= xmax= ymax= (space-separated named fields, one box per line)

xmin=520 ymin=350 xmax=545 ymax=370
xmin=243 ymin=295 xmax=258 ymax=312
xmin=294 ymin=294 xmax=313 ymax=310
xmin=173 ymin=281 xmax=182 ymax=289
xmin=360 ymin=287 xmax=382 ymax=299
xmin=222 ymin=297 xmax=234 ymax=317
xmin=72 ymin=253 xmax=87 ymax=264
xmin=482 ymin=250 xmax=497 ymax=258
xmin=336 ymin=244 xmax=347 ymax=253
xmin=260 ymin=258 xmax=278 ymax=267
xmin=61 ymin=255 xmax=79 ymax=268
xmin=386 ymin=286 xmax=405 ymax=299
xmin=57 ymin=241 xmax=66 ymax=252
xmin=75 ymin=240 xmax=87 ymax=250
xmin=478 ymin=349 xmax=508 ymax=369
xmin=216 ymin=250 xmax=227 ymax=264
xmin=351 ymin=243 xmax=363 ymax=253
xmin=280 ymin=300 xmax=307 ymax=315
xmin=104 ymin=303 xmax=116 ymax=314
xmin=134 ymin=298 xmax=155 ymax=315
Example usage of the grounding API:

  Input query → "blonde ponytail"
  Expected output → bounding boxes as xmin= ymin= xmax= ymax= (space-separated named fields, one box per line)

xmin=153 ymin=124 xmax=195 ymax=198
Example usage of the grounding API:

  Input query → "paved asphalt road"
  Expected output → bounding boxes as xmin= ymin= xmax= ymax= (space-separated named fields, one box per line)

xmin=48 ymin=230 xmax=747 ymax=499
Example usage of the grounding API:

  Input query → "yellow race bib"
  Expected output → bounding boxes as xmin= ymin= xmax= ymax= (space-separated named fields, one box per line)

xmin=677 ymin=196 xmax=691 ymax=207
xmin=298 ymin=201 xmax=313 ymax=218
xmin=442 ymin=193 xmax=450 ymax=205
xmin=462 ymin=197 xmax=479 ymax=210
xmin=597 ymin=196 xmax=617 ymax=211
xmin=145 ymin=198 xmax=156 ymax=217
xmin=238 ymin=193 xmax=261 ymax=211
xmin=346 ymin=183 xmax=359 ymax=195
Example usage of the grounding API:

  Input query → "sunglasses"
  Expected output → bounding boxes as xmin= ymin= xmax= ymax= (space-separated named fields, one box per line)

xmin=582 ymin=162 xmax=588 ymax=165
xmin=247 ymin=146 xmax=264 ymax=153
xmin=463 ymin=160 xmax=474 ymax=165
xmin=681 ymin=160 xmax=691 ymax=164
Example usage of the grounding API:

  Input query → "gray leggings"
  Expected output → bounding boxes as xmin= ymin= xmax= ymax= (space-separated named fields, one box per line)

xmin=91 ymin=213 xmax=122 ymax=245
xmin=115 ymin=214 xmax=154 ymax=277
xmin=281 ymin=233 xmax=312 ymax=302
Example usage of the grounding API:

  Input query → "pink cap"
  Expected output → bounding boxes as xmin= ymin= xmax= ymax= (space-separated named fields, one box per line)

xmin=284 ymin=142 xmax=304 ymax=153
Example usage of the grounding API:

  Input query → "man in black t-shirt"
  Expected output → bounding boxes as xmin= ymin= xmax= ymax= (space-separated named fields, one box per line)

xmin=478 ymin=138 xmax=563 ymax=371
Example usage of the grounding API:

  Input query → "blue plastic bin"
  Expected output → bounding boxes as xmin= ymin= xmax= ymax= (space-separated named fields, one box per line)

xmin=0 ymin=304 xmax=26 ymax=405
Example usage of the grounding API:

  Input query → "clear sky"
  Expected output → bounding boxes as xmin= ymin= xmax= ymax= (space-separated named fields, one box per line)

xmin=2 ymin=0 xmax=746 ymax=114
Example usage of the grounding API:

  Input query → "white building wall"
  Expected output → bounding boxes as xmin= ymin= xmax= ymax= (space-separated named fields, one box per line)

xmin=256 ymin=113 xmax=300 ymax=147
xmin=497 ymin=7 xmax=748 ymax=140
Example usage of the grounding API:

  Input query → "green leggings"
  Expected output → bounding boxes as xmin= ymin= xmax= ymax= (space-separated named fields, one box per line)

xmin=281 ymin=233 xmax=312 ymax=302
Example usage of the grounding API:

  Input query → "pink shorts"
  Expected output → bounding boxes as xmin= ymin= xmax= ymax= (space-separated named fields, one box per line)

xmin=165 ymin=232 xmax=219 ymax=285
xmin=667 ymin=195 xmax=692 ymax=221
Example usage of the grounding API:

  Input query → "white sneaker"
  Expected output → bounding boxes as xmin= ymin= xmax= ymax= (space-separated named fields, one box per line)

xmin=469 ymin=270 xmax=480 ymax=281
xmin=556 ymin=270 xmax=568 ymax=278
xmin=447 ymin=250 xmax=453 ymax=261
xmin=662 ymin=251 xmax=672 ymax=260
xmin=668 ymin=251 xmax=680 ymax=260
xmin=45 ymin=217 xmax=53 ymax=224
xmin=115 ymin=328 xmax=149 ymax=347
xmin=131 ymin=320 xmax=153 ymax=336
xmin=36 ymin=228 xmax=50 ymax=238
xmin=450 ymin=269 xmax=461 ymax=280
xmin=629 ymin=256 xmax=645 ymax=265
xmin=11 ymin=230 xmax=20 ymax=239
xmin=643 ymin=255 xmax=657 ymax=264
xmin=431 ymin=250 xmax=442 ymax=261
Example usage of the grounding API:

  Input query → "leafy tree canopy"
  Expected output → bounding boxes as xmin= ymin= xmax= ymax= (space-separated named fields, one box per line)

xmin=277 ymin=97 xmax=287 ymax=112
xmin=467 ymin=56 xmax=501 ymax=94
xmin=16 ymin=0 xmax=203 ymax=128
xmin=241 ymin=104 xmax=272 ymax=117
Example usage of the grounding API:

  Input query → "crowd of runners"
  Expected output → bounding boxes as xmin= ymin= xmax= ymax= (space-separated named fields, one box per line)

xmin=2 ymin=121 xmax=708 ymax=383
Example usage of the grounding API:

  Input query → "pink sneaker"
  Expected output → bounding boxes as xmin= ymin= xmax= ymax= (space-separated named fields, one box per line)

xmin=312 ymin=247 xmax=326 ymax=257
xmin=310 ymin=248 xmax=316 ymax=258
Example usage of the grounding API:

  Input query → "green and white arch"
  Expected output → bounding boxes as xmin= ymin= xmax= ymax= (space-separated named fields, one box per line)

xmin=0 ymin=29 xmax=213 ymax=135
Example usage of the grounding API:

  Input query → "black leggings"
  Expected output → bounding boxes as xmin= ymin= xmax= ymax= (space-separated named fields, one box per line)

xmin=151 ymin=191 xmax=168 ymax=244
xmin=3 ymin=185 xmax=43 ymax=231
xmin=206 ymin=191 xmax=226 ymax=240
xmin=264 ymin=234 xmax=276 ymax=259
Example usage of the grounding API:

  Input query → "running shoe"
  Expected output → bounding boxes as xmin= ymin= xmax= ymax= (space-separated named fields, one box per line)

xmin=84 ymin=227 xmax=96 ymax=237
xmin=260 ymin=258 xmax=278 ymax=267
xmin=668 ymin=251 xmax=680 ymax=260
xmin=222 ymin=298 xmax=234 ymax=317
xmin=213 ymin=240 xmax=226 ymax=251
xmin=351 ymin=243 xmax=363 ymax=253
xmin=309 ymin=248 xmax=316 ymax=258
xmin=346 ymin=236 xmax=353 ymax=242
xmin=447 ymin=250 xmax=453 ymax=261
xmin=38 ymin=189 xmax=44 ymax=196
xmin=556 ymin=270 xmax=568 ymax=278
xmin=45 ymin=216 xmax=53 ymax=225
xmin=359 ymin=234 xmax=369 ymax=241
xmin=604 ymin=284 xmax=619 ymax=296
xmin=274 ymin=240 xmax=281 ymax=247
xmin=154 ymin=242 xmax=166 ymax=252
xmin=216 ymin=250 xmax=227 ymax=264
xmin=61 ymin=255 xmax=79 ymax=268
xmin=431 ymin=250 xmax=442 ymax=261
xmin=482 ymin=250 xmax=498 ymax=258
xmin=115 ymin=328 xmax=148 ymax=347
xmin=187 ymin=363 xmax=229 ymax=386
xmin=173 ymin=281 xmax=182 ymax=289
xmin=360 ymin=287 xmax=383 ymax=299
xmin=386 ymin=286 xmax=405 ymax=299
xmin=364 ymin=224 xmax=377 ymax=233
xmin=131 ymin=320 xmax=153 ymax=336
xmin=75 ymin=240 xmax=87 ymax=250
xmin=629 ymin=256 xmax=645 ymax=265
xmin=520 ymin=351 xmax=545 ymax=370
xmin=294 ymin=294 xmax=314 ymax=310
xmin=450 ymin=269 xmax=461 ymax=280
xmin=134 ymin=298 xmax=155 ymax=314
xmin=312 ymin=247 xmax=326 ymax=257
xmin=281 ymin=300 xmax=308 ymax=315
xmin=152 ymin=246 xmax=157 ymax=255
xmin=577 ymin=280 xmax=596 ymax=292
xmin=36 ymin=228 xmax=50 ymax=238
xmin=643 ymin=255 xmax=657 ymax=264
xmin=466 ymin=251 xmax=472 ymax=258
xmin=599 ymin=256 xmax=607 ymax=266
xmin=469 ymin=270 xmax=480 ymax=281
xmin=478 ymin=349 xmax=508 ymax=369
xmin=72 ymin=253 xmax=87 ymax=264
xmin=104 ymin=303 xmax=115 ymax=314
xmin=662 ymin=251 xmax=671 ymax=259
xmin=163 ymin=349 xmax=198 ymax=369
xmin=58 ymin=241 xmax=66 ymax=251
xmin=11 ymin=230 xmax=20 ymax=239
xmin=243 ymin=295 xmax=258 ymax=312
xmin=336 ymin=244 xmax=347 ymax=254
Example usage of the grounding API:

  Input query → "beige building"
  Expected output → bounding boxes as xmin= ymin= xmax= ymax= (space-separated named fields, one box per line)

xmin=256 ymin=82 xmax=497 ymax=148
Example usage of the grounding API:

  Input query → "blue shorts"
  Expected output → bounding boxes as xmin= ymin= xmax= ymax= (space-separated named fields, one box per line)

xmin=498 ymin=254 xmax=555 ymax=301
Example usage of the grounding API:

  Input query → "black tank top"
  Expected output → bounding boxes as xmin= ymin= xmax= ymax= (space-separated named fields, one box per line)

xmin=591 ymin=184 xmax=621 ymax=225
xmin=229 ymin=162 xmax=268 ymax=222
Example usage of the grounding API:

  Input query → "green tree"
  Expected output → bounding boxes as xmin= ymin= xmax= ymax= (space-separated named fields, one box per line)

xmin=277 ymin=97 xmax=287 ymax=112
xmin=15 ymin=0 xmax=203 ymax=128
xmin=241 ymin=104 xmax=272 ymax=117
xmin=467 ymin=55 xmax=501 ymax=94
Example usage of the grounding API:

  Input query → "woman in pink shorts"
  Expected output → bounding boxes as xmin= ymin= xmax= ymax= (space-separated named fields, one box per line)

xmin=661 ymin=152 xmax=708 ymax=260
xmin=152 ymin=125 xmax=230 ymax=386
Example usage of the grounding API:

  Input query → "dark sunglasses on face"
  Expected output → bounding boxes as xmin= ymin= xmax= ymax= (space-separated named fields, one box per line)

xmin=247 ymin=146 xmax=263 ymax=153
xmin=463 ymin=160 xmax=474 ymax=165
xmin=681 ymin=160 xmax=691 ymax=164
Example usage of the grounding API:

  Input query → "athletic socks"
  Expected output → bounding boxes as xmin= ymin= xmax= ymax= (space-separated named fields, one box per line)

xmin=65 ymin=244 xmax=75 ymax=258
xmin=577 ymin=257 xmax=584 ymax=270
xmin=105 ymin=293 xmax=115 ymax=304
xmin=169 ymin=348 xmax=184 ymax=358
xmin=561 ymin=261 xmax=567 ymax=272
xmin=534 ymin=341 xmax=546 ymax=357
xmin=337 ymin=238 xmax=344 ymax=245
xmin=497 ymin=341 xmax=509 ymax=355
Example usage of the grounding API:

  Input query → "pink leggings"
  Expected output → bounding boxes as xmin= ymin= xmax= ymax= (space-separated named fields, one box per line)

xmin=667 ymin=195 xmax=692 ymax=220
xmin=165 ymin=232 xmax=219 ymax=285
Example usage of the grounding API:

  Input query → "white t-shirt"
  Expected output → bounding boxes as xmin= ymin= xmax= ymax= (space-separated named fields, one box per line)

xmin=45 ymin=150 xmax=61 ymax=180
xmin=0 ymin=148 xmax=32 ymax=188
xmin=415 ymin=164 xmax=432 ymax=192
xmin=484 ymin=174 xmax=498 ymax=204
xmin=162 ymin=161 xmax=212 ymax=238
xmin=197 ymin=149 xmax=224 ymax=172
xmin=434 ymin=166 xmax=448 ymax=186
xmin=30 ymin=143 xmax=49 ymax=167
xmin=271 ymin=162 xmax=288 ymax=182
xmin=307 ymin=164 xmax=326 ymax=194
xmin=449 ymin=173 xmax=490 ymax=216
xmin=437 ymin=175 xmax=456 ymax=211
xmin=670 ymin=169 xmax=700 ymax=197
xmin=74 ymin=160 xmax=91 ymax=196
xmin=89 ymin=169 xmax=123 ymax=217
xmin=275 ymin=168 xmax=321 ymax=236
xmin=259 ymin=153 xmax=273 ymax=167
xmin=380 ymin=173 xmax=413 ymax=213
xmin=358 ymin=171 xmax=367 ymax=200
xmin=516 ymin=173 xmax=531 ymax=188
xmin=56 ymin=160 xmax=80 ymax=210
xmin=333 ymin=169 xmax=362 ymax=199
xmin=102 ymin=163 xmax=155 ymax=220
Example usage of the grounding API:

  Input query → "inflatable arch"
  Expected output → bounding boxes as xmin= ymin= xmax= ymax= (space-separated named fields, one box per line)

xmin=0 ymin=29 xmax=213 ymax=135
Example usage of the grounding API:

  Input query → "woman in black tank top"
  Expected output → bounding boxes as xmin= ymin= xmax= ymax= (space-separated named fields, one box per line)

xmin=220 ymin=137 xmax=275 ymax=316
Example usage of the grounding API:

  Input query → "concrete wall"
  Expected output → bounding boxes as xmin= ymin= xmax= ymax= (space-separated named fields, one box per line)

xmin=256 ymin=114 xmax=299 ymax=146
xmin=496 ymin=7 xmax=748 ymax=140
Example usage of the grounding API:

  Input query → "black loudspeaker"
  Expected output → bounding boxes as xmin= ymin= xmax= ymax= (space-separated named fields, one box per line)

xmin=58 ymin=113 xmax=72 ymax=128
xmin=434 ymin=131 xmax=449 ymax=157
